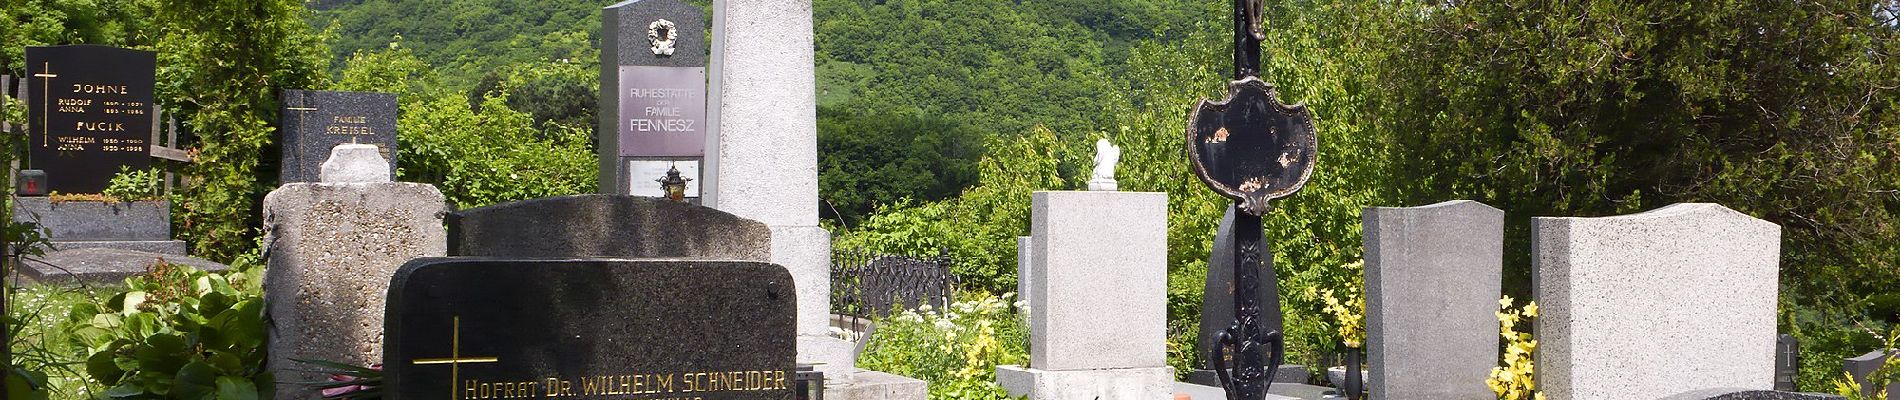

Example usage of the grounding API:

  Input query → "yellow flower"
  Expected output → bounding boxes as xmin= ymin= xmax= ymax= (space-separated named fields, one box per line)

xmin=1523 ymin=302 xmax=1539 ymax=318
xmin=1499 ymin=295 xmax=1514 ymax=309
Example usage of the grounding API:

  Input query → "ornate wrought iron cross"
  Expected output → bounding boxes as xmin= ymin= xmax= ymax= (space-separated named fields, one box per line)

xmin=1187 ymin=1 xmax=1318 ymax=398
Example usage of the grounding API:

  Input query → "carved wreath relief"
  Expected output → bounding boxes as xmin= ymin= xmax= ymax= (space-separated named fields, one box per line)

xmin=648 ymin=19 xmax=678 ymax=57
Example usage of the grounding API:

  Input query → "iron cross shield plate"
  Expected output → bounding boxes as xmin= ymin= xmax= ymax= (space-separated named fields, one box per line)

xmin=1186 ymin=77 xmax=1318 ymax=216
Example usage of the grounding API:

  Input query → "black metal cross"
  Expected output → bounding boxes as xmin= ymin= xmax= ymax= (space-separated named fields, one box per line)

xmin=1186 ymin=1 xmax=1319 ymax=398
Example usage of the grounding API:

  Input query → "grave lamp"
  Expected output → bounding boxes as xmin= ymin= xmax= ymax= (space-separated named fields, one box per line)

xmin=655 ymin=164 xmax=692 ymax=201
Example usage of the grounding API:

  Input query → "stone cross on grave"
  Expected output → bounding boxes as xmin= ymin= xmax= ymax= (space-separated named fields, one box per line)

xmin=1185 ymin=0 xmax=1319 ymax=399
xmin=409 ymin=316 xmax=499 ymax=399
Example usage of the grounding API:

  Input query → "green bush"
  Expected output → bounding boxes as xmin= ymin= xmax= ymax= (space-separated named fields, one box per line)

xmin=61 ymin=259 xmax=270 ymax=399
xmin=104 ymin=167 xmax=164 ymax=203
xmin=857 ymin=293 xmax=1028 ymax=400
xmin=335 ymin=43 xmax=598 ymax=209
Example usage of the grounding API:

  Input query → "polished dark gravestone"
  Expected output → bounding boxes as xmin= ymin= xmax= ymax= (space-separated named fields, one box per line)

xmin=600 ymin=0 xmax=710 ymax=196
xmin=1183 ymin=0 xmax=1320 ymax=398
xmin=384 ymin=258 xmax=796 ymax=399
xmin=446 ymin=194 xmax=769 ymax=261
xmin=279 ymin=89 xmax=398 ymax=183
xmin=24 ymin=45 xmax=155 ymax=194
xmin=1845 ymin=349 xmax=1897 ymax=398
xmin=1189 ymin=206 xmax=1303 ymax=386
xmin=1659 ymin=388 xmax=1845 ymax=400
xmin=1775 ymin=334 xmax=1799 ymax=391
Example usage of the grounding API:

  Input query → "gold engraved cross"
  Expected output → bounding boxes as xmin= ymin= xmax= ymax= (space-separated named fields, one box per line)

xmin=410 ymin=316 xmax=499 ymax=399
xmin=32 ymin=62 xmax=56 ymax=148
xmin=285 ymin=103 xmax=323 ymax=169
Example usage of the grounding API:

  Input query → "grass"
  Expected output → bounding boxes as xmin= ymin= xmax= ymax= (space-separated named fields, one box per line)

xmin=10 ymin=282 xmax=111 ymax=398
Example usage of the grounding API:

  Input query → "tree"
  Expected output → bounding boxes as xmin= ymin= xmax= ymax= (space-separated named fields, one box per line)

xmin=1376 ymin=0 xmax=1899 ymax=389
xmin=818 ymin=103 xmax=983 ymax=226
xmin=157 ymin=0 xmax=332 ymax=260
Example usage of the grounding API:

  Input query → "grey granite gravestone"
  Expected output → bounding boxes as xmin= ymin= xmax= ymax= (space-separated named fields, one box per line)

xmin=1776 ymin=334 xmax=1799 ymax=391
xmin=600 ymin=0 xmax=709 ymax=196
xmin=1845 ymin=349 xmax=1897 ymax=398
xmin=383 ymin=258 xmax=796 ymax=400
xmin=1363 ymin=200 xmax=1503 ymax=400
xmin=1016 ymin=236 xmax=1033 ymax=311
xmin=279 ymin=89 xmax=398 ymax=183
xmin=445 ymin=194 xmax=768 ymax=261
xmin=1534 ymin=203 xmax=1781 ymax=400
xmin=25 ymin=45 xmax=155 ymax=194
xmin=262 ymin=148 xmax=446 ymax=399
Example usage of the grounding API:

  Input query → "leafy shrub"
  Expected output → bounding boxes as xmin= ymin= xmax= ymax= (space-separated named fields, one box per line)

xmin=858 ymin=293 xmax=1028 ymax=400
xmin=1833 ymin=325 xmax=1900 ymax=400
xmin=334 ymin=43 xmax=598 ymax=209
xmin=62 ymin=259 xmax=270 ymax=399
xmin=1310 ymin=260 xmax=1366 ymax=349
xmin=104 ymin=167 xmax=164 ymax=202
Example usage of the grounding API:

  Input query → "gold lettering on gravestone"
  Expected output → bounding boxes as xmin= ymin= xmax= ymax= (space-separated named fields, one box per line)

xmin=35 ymin=62 xmax=150 ymax=153
xmin=410 ymin=316 xmax=500 ymax=400
xmin=452 ymin=370 xmax=789 ymax=398
xmin=325 ymin=115 xmax=375 ymax=135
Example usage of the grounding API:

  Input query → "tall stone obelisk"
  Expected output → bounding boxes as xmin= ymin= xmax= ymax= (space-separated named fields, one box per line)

xmin=704 ymin=0 xmax=853 ymax=383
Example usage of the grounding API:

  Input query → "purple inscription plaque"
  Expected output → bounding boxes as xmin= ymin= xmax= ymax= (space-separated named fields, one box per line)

xmin=616 ymin=65 xmax=706 ymax=157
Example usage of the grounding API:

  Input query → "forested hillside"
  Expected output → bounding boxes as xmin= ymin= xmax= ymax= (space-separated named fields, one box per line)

xmin=7 ymin=0 xmax=1896 ymax=394
xmin=312 ymin=0 xmax=1203 ymax=223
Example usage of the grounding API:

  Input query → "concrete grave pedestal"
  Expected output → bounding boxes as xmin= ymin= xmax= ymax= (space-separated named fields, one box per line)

xmin=1364 ymin=200 xmax=1503 ymax=400
xmin=1534 ymin=203 xmax=1781 ymax=400
xmin=262 ymin=148 xmax=447 ymax=400
xmin=996 ymin=191 xmax=1170 ymax=400
xmin=10 ymin=197 xmax=203 ymax=285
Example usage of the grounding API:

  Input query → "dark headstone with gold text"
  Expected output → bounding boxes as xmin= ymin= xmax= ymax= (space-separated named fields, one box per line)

xmin=279 ymin=89 xmax=398 ymax=183
xmin=25 ymin=45 xmax=156 ymax=194
xmin=383 ymin=258 xmax=796 ymax=400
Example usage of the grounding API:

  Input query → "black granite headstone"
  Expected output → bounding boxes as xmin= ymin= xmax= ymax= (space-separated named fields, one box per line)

xmin=599 ymin=0 xmax=710 ymax=195
xmin=1658 ymin=388 xmax=1846 ymax=400
xmin=1194 ymin=206 xmax=1281 ymax=369
xmin=1845 ymin=349 xmax=1897 ymax=398
xmin=279 ymin=89 xmax=398 ymax=183
xmin=384 ymin=258 xmax=796 ymax=399
xmin=1775 ymin=334 xmax=1799 ymax=391
xmin=446 ymin=194 xmax=770 ymax=261
xmin=24 ymin=45 xmax=155 ymax=194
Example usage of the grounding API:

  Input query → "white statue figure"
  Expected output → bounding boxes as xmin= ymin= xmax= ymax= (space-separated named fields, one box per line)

xmin=1089 ymin=138 xmax=1120 ymax=191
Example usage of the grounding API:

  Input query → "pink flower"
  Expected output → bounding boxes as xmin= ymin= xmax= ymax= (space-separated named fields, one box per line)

xmin=319 ymin=364 xmax=382 ymax=398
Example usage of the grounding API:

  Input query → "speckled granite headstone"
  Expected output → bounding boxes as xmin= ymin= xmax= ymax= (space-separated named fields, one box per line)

xmin=262 ymin=181 xmax=446 ymax=399
xmin=1533 ymin=203 xmax=1781 ymax=400
xmin=382 ymin=258 xmax=796 ymax=400
xmin=279 ymin=89 xmax=398 ymax=183
xmin=1364 ymin=200 xmax=1503 ymax=400
xmin=446 ymin=194 xmax=769 ymax=261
